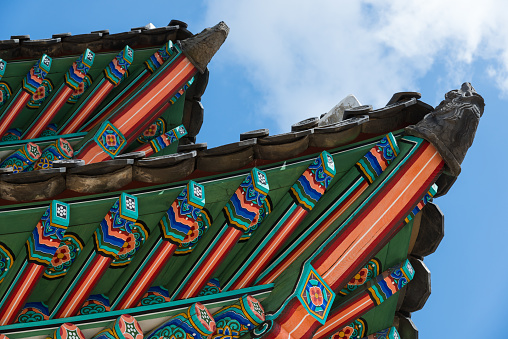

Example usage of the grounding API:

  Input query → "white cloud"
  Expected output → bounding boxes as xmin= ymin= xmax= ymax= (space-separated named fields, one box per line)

xmin=203 ymin=0 xmax=508 ymax=129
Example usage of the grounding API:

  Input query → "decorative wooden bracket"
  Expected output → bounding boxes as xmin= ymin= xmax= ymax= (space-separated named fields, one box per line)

xmin=23 ymin=49 xmax=95 ymax=139
xmin=225 ymin=151 xmax=336 ymax=291
xmin=0 ymin=55 xmax=52 ymax=138
xmin=50 ymin=193 xmax=137 ymax=319
xmin=0 ymin=200 xmax=70 ymax=325
xmin=172 ymin=168 xmax=269 ymax=300
xmin=112 ymin=181 xmax=205 ymax=310
xmin=58 ymin=46 xmax=133 ymax=135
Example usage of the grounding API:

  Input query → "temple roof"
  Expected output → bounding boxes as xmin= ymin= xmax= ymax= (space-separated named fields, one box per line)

xmin=0 ymin=19 xmax=484 ymax=339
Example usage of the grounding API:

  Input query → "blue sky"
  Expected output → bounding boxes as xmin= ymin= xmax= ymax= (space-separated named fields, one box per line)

xmin=2 ymin=1 xmax=507 ymax=336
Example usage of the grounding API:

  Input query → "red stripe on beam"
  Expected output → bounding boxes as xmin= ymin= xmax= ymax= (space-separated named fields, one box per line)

xmin=53 ymin=255 xmax=111 ymax=319
xmin=0 ymin=263 xmax=45 ymax=325
xmin=115 ymin=241 xmax=178 ymax=310
xmin=257 ymin=181 xmax=368 ymax=285
xmin=229 ymin=206 xmax=308 ymax=290
xmin=0 ymin=92 xmax=31 ymax=137
xmin=175 ymin=227 xmax=242 ymax=300
xmin=81 ymin=72 xmax=151 ymax=132
xmin=24 ymin=86 xmax=74 ymax=139
xmin=59 ymin=81 xmax=115 ymax=135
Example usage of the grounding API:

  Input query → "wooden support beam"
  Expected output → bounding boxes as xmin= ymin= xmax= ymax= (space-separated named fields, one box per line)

xmin=144 ymin=303 xmax=215 ymax=339
xmin=0 ymin=200 xmax=70 ymax=325
xmin=50 ymin=193 xmax=137 ymax=319
xmin=47 ymin=323 xmax=86 ymax=339
xmin=23 ymin=49 xmax=95 ymax=139
xmin=256 ymin=133 xmax=400 ymax=285
xmin=311 ymin=261 xmax=414 ymax=339
xmin=111 ymin=181 xmax=205 ymax=310
xmin=255 ymin=139 xmax=444 ymax=339
xmin=58 ymin=46 xmax=134 ymax=135
xmin=212 ymin=295 xmax=265 ymax=338
xmin=225 ymin=151 xmax=336 ymax=291
xmin=0 ymin=54 xmax=52 ymax=137
xmin=74 ymin=22 xmax=228 ymax=164
xmin=171 ymin=168 xmax=269 ymax=300
xmin=132 ymin=124 xmax=187 ymax=157
xmin=89 ymin=314 xmax=143 ymax=339
xmin=80 ymin=40 xmax=179 ymax=133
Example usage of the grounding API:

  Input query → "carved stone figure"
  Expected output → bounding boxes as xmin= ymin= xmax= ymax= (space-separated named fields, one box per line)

xmin=181 ymin=21 xmax=229 ymax=73
xmin=405 ymin=82 xmax=485 ymax=176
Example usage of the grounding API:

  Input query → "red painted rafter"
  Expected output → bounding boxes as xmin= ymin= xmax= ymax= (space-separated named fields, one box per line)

xmin=112 ymin=181 xmax=205 ymax=310
xmin=171 ymin=168 xmax=269 ymax=300
xmin=260 ymin=141 xmax=444 ymax=339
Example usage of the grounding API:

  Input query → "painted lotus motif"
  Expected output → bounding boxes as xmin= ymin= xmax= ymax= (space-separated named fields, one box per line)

xmin=309 ymin=285 xmax=324 ymax=306
xmin=50 ymin=245 xmax=71 ymax=267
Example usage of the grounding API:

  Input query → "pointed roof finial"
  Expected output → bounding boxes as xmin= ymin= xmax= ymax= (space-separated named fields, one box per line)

xmin=181 ymin=21 xmax=229 ymax=73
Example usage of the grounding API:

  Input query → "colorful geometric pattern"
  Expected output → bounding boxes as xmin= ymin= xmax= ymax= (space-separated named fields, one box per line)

xmin=22 ymin=54 xmax=52 ymax=95
xmin=199 ymin=278 xmax=221 ymax=296
xmin=355 ymin=133 xmax=399 ymax=184
xmin=212 ymin=295 xmax=265 ymax=339
xmin=67 ymin=75 xmax=92 ymax=104
xmin=104 ymin=46 xmax=134 ymax=86
xmin=44 ymin=233 xmax=83 ymax=279
xmin=0 ymin=82 xmax=12 ymax=108
xmin=93 ymin=194 xmax=138 ymax=258
xmin=138 ymin=286 xmax=170 ymax=306
xmin=27 ymin=79 xmax=53 ymax=109
xmin=148 ymin=124 xmax=187 ymax=154
xmin=339 ymin=258 xmax=382 ymax=296
xmin=360 ymin=327 xmax=400 ymax=339
xmin=240 ymin=195 xmax=272 ymax=242
xmin=175 ymin=208 xmax=212 ymax=255
xmin=94 ymin=120 xmax=127 ymax=158
xmin=16 ymin=302 xmax=49 ymax=323
xmin=26 ymin=200 xmax=70 ymax=266
xmin=169 ymin=77 xmax=194 ymax=105
xmin=65 ymin=49 xmax=95 ymax=90
xmin=330 ymin=318 xmax=367 ymax=339
xmin=33 ymin=138 xmax=74 ymax=170
xmin=290 ymin=151 xmax=336 ymax=211
xmin=0 ymin=59 xmax=6 ymax=80
xmin=366 ymin=259 xmax=415 ymax=306
xmin=1 ymin=128 xmax=21 ymax=141
xmin=297 ymin=264 xmax=335 ymax=325
xmin=145 ymin=40 xmax=178 ymax=73
xmin=223 ymin=168 xmax=270 ymax=232
xmin=145 ymin=303 xmax=216 ymax=339
xmin=136 ymin=117 xmax=167 ymax=143
xmin=159 ymin=181 xmax=206 ymax=244
xmin=78 ymin=294 xmax=110 ymax=315
xmin=47 ymin=323 xmax=86 ymax=339
xmin=404 ymin=183 xmax=438 ymax=223
xmin=111 ymin=221 xmax=149 ymax=267
xmin=0 ymin=142 xmax=41 ymax=173
xmin=41 ymin=123 xmax=58 ymax=137
xmin=0 ymin=242 xmax=14 ymax=284
xmin=90 ymin=314 xmax=143 ymax=339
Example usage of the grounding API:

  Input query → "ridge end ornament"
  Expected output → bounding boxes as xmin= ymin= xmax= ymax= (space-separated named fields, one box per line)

xmin=180 ymin=21 xmax=229 ymax=73
xmin=405 ymin=82 xmax=485 ymax=176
